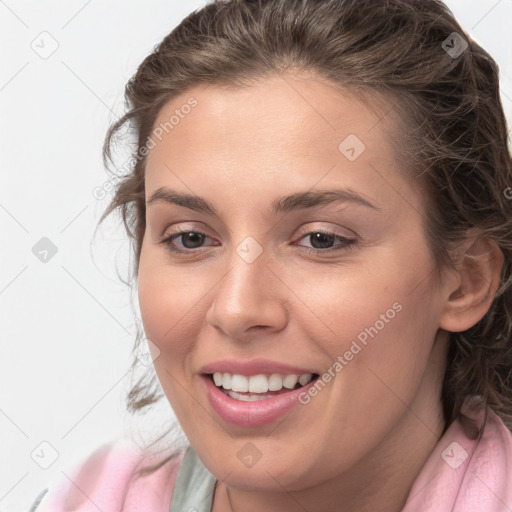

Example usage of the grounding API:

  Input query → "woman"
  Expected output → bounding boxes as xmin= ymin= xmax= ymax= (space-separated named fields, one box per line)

xmin=31 ymin=0 xmax=512 ymax=510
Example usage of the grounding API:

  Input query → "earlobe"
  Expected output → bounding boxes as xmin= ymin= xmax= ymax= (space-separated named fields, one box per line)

xmin=439 ymin=236 xmax=504 ymax=333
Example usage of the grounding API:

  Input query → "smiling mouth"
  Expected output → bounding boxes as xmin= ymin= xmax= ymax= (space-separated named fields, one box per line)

xmin=208 ymin=372 xmax=320 ymax=401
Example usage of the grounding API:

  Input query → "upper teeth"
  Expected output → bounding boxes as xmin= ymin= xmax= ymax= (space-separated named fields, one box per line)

xmin=212 ymin=372 xmax=314 ymax=393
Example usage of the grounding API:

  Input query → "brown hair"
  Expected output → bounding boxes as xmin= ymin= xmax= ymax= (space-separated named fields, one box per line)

xmin=98 ymin=0 xmax=512 ymax=467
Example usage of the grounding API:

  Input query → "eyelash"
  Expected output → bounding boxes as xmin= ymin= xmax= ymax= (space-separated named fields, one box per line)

xmin=159 ymin=229 xmax=358 ymax=256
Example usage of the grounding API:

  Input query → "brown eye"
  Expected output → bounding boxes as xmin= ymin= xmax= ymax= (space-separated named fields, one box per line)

xmin=295 ymin=231 xmax=357 ymax=254
xmin=159 ymin=230 xmax=216 ymax=254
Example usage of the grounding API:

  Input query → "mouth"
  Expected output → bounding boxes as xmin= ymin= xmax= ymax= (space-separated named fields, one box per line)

xmin=200 ymin=360 xmax=322 ymax=426
xmin=206 ymin=371 xmax=320 ymax=401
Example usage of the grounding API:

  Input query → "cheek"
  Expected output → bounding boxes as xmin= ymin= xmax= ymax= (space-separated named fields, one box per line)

xmin=369 ymin=287 xmax=440 ymax=379
xmin=332 ymin=277 xmax=441 ymax=428
xmin=137 ymin=250 xmax=206 ymax=360
xmin=300 ymin=262 xmax=410 ymax=354
xmin=137 ymin=254 xmax=206 ymax=417
xmin=310 ymin=246 xmax=439 ymax=391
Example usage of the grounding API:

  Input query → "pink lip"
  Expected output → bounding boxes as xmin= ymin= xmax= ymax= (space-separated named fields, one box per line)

xmin=202 ymin=374 xmax=319 ymax=427
xmin=200 ymin=358 xmax=317 ymax=377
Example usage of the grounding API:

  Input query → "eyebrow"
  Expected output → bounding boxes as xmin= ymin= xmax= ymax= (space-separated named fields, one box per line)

xmin=146 ymin=186 xmax=381 ymax=215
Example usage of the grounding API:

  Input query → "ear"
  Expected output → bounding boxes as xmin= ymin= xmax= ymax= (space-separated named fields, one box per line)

xmin=439 ymin=235 xmax=504 ymax=333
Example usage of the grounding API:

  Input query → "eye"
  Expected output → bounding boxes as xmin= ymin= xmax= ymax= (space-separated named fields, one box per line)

xmin=294 ymin=230 xmax=357 ymax=254
xmin=159 ymin=230 xmax=217 ymax=253
xmin=158 ymin=228 xmax=357 ymax=256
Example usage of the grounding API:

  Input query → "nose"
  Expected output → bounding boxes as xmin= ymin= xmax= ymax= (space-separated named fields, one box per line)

xmin=205 ymin=245 xmax=288 ymax=340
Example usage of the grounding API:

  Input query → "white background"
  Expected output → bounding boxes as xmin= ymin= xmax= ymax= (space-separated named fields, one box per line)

xmin=1 ymin=1 xmax=511 ymax=510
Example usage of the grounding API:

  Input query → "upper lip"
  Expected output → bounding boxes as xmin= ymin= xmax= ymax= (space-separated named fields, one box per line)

xmin=200 ymin=358 xmax=318 ymax=377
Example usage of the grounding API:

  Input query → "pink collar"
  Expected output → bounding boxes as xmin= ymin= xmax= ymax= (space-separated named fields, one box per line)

xmin=402 ymin=399 xmax=512 ymax=511
xmin=35 ymin=399 xmax=512 ymax=511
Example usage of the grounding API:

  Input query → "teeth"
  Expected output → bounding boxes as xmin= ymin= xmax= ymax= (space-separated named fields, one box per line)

xmin=249 ymin=375 xmax=268 ymax=393
xmin=298 ymin=373 xmax=313 ymax=386
xmin=282 ymin=374 xmax=298 ymax=389
xmin=231 ymin=374 xmax=249 ymax=392
xmin=222 ymin=373 xmax=232 ymax=390
xmin=268 ymin=374 xmax=283 ymax=391
xmin=213 ymin=373 xmax=223 ymax=386
xmin=212 ymin=371 xmax=314 ymax=394
xmin=227 ymin=390 xmax=269 ymax=401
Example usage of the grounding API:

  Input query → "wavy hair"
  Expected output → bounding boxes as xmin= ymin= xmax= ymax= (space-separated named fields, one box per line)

xmin=97 ymin=0 xmax=512 ymax=471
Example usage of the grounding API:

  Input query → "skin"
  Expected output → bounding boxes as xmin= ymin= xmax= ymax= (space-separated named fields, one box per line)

xmin=137 ymin=73 xmax=503 ymax=512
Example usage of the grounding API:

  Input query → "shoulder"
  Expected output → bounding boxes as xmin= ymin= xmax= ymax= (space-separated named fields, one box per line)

xmin=454 ymin=406 xmax=512 ymax=508
xmin=472 ymin=407 xmax=512 ymax=473
xmin=403 ymin=400 xmax=512 ymax=511
xmin=29 ymin=438 xmax=187 ymax=512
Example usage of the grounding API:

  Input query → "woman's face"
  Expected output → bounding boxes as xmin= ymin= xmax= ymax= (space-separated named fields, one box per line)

xmin=138 ymin=74 xmax=452 ymax=495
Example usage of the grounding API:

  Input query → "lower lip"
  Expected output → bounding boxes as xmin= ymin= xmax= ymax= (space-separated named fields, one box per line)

xmin=202 ymin=375 xmax=318 ymax=427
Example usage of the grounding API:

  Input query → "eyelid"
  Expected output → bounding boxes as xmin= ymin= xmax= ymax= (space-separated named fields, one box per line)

xmin=294 ymin=223 xmax=357 ymax=239
xmin=161 ymin=222 xmax=356 ymax=242
xmin=164 ymin=221 xmax=207 ymax=233
xmin=159 ymin=222 xmax=359 ymax=256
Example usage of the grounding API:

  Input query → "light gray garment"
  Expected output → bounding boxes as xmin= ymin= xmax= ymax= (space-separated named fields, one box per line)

xmin=169 ymin=444 xmax=218 ymax=512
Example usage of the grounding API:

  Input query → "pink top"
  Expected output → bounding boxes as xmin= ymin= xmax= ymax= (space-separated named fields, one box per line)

xmin=31 ymin=440 xmax=186 ymax=512
xmin=32 ymin=401 xmax=512 ymax=511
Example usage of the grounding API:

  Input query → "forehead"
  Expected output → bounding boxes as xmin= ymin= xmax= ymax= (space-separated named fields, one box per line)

xmin=144 ymin=74 xmax=422 ymax=218
xmin=148 ymin=74 xmax=393 ymax=164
